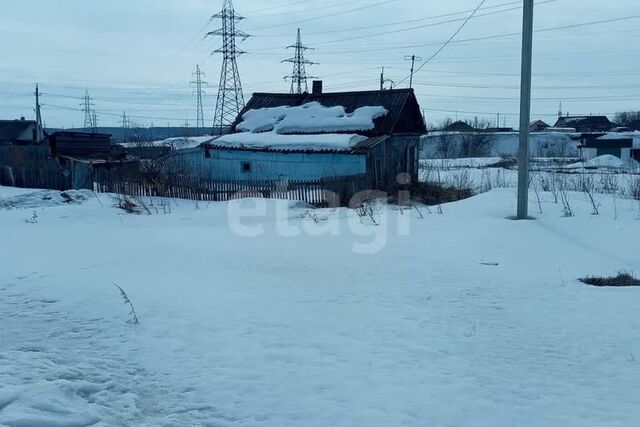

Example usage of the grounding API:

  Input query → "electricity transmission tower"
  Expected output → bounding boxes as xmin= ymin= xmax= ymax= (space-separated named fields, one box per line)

xmin=190 ymin=65 xmax=208 ymax=129
xmin=207 ymin=0 xmax=249 ymax=135
xmin=120 ymin=111 xmax=130 ymax=142
xmin=81 ymin=90 xmax=96 ymax=132
xmin=282 ymin=28 xmax=316 ymax=94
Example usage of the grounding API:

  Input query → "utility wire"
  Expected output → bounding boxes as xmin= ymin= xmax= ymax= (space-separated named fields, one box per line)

xmin=244 ymin=0 xmax=397 ymax=31
xmin=253 ymin=0 xmax=546 ymax=38
xmin=397 ymin=0 xmax=488 ymax=86
xmin=291 ymin=13 xmax=640 ymax=56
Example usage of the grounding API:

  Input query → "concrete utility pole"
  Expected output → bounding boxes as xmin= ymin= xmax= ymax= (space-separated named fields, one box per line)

xmin=34 ymin=84 xmax=44 ymax=142
xmin=404 ymin=55 xmax=422 ymax=89
xmin=516 ymin=0 xmax=534 ymax=220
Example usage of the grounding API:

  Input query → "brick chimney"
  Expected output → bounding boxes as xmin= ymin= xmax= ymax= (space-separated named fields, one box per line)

xmin=312 ymin=80 xmax=323 ymax=95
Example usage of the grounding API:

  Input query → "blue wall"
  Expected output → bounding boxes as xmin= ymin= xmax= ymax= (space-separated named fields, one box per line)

xmin=169 ymin=147 xmax=366 ymax=181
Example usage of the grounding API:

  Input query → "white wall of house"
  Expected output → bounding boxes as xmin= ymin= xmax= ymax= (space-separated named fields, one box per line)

xmin=168 ymin=147 xmax=366 ymax=181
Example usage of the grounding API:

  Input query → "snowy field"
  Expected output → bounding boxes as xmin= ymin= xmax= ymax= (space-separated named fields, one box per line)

xmin=1 ymin=185 xmax=640 ymax=426
xmin=420 ymin=157 xmax=640 ymax=201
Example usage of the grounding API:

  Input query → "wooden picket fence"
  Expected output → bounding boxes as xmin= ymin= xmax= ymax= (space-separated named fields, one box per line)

xmin=94 ymin=170 xmax=371 ymax=207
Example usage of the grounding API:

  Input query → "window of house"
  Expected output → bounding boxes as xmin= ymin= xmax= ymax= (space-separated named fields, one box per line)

xmin=241 ymin=162 xmax=252 ymax=173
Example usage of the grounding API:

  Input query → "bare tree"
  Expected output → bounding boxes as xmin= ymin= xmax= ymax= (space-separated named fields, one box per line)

xmin=430 ymin=118 xmax=459 ymax=159
xmin=459 ymin=118 xmax=494 ymax=158
xmin=614 ymin=111 xmax=640 ymax=130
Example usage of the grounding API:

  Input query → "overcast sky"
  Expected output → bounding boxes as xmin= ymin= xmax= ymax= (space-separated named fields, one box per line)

xmin=1 ymin=0 xmax=639 ymax=128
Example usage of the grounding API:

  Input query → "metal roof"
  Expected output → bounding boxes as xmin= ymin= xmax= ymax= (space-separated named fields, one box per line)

xmin=230 ymin=89 xmax=426 ymax=136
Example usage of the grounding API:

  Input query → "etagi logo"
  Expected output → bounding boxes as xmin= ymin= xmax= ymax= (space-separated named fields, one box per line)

xmin=227 ymin=174 xmax=414 ymax=254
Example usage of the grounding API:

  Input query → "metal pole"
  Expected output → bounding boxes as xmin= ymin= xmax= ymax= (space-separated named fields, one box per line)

xmin=35 ymin=84 xmax=44 ymax=142
xmin=409 ymin=55 xmax=415 ymax=89
xmin=516 ymin=0 xmax=534 ymax=219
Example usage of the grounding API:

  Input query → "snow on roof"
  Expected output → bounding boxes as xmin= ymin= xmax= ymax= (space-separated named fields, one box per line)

xmin=210 ymin=132 xmax=367 ymax=152
xmin=598 ymin=131 xmax=640 ymax=140
xmin=123 ymin=136 xmax=215 ymax=150
xmin=236 ymin=102 xmax=388 ymax=134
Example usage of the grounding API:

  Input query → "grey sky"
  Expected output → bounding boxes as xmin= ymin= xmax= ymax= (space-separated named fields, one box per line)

xmin=1 ymin=0 xmax=639 ymax=128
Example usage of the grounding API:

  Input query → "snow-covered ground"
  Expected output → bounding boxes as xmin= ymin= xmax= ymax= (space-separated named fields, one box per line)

xmin=421 ymin=157 xmax=640 ymax=198
xmin=1 ymin=185 xmax=640 ymax=426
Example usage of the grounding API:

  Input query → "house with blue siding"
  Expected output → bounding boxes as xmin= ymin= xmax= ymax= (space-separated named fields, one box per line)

xmin=169 ymin=84 xmax=427 ymax=190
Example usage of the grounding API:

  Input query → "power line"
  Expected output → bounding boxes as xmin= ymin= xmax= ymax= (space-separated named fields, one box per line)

xmin=397 ymin=0 xmax=488 ymax=86
xmin=246 ymin=0 xmax=366 ymax=19
xmin=245 ymin=0 xmax=397 ymax=32
xmin=254 ymin=0 xmax=546 ymax=38
xmin=300 ymin=0 xmax=557 ymax=48
xmin=287 ymin=13 xmax=640 ymax=57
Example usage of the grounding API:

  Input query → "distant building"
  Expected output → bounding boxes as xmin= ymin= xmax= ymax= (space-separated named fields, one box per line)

xmin=486 ymin=127 xmax=514 ymax=133
xmin=579 ymin=132 xmax=640 ymax=163
xmin=554 ymin=115 xmax=616 ymax=133
xmin=171 ymin=85 xmax=426 ymax=190
xmin=0 ymin=131 xmax=134 ymax=190
xmin=0 ymin=118 xmax=43 ymax=145
xmin=46 ymin=131 xmax=126 ymax=159
xmin=529 ymin=120 xmax=550 ymax=132
xmin=443 ymin=121 xmax=475 ymax=133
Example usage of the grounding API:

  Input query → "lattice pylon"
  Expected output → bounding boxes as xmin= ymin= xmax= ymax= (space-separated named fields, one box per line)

xmin=207 ymin=0 xmax=249 ymax=134
xmin=191 ymin=65 xmax=208 ymax=129
xmin=282 ymin=28 xmax=317 ymax=94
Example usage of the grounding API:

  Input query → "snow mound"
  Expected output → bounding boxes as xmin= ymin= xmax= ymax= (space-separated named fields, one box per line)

xmin=566 ymin=155 xmax=639 ymax=170
xmin=585 ymin=155 xmax=626 ymax=168
xmin=0 ymin=190 xmax=92 ymax=210
xmin=211 ymin=132 xmax=367 ymax=152
xmin=237 ymin=102 xmax=387 ymax=134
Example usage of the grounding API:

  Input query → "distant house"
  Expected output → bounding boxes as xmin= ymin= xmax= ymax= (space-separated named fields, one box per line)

xmin=0 ymin=118 xmax=43 ymax=145
xmin=0 ymin=131 xmax=135 ymax=190
xmin=173 ymin=85 xmax=426 ymax=190
xmin=529 ymin=120 xmax=549 ymax=132
xmin=579 ymin=132 xmax=640 ymax=163
xmin=443 ymin=121 xmax=475 ymax=133
xmin=554 ymin=115 xmax=616 ymax=133
xmin=47 ymin=131 xmax=125 ymax=159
